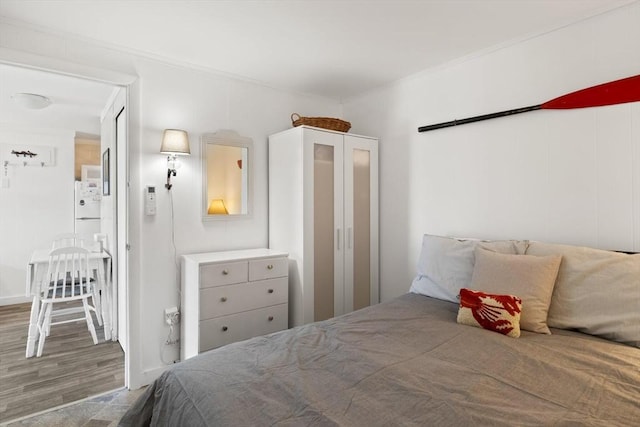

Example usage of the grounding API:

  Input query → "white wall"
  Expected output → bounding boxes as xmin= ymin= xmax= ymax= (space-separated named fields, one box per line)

xmin=133 ymin=58 xmax=341 ymax=383
xmin=0 ymin=22 xmax=342 ymax=388
xmin=343 ymin=2 xmax=640 ymax=300
xmin=0 ymin=128 xmax=75 ymax=304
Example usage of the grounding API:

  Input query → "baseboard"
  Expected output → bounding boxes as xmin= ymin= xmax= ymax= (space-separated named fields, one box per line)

xmin=0 ymin=295 xmax=31 ymax=306
xmin=134 ymin=366 xmax=167 ymax=389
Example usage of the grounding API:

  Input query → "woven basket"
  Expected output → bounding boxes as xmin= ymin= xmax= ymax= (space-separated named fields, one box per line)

xmin=291 ymin=113 xmax=351 ymax=133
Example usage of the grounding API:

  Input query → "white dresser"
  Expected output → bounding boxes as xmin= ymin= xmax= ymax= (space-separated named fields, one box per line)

xmin=181 ymin=248 xmax=289 ymax=360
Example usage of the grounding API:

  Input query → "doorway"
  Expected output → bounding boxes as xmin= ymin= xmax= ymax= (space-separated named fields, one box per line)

xmin=0 ymin=62 xmax=130 ymax=422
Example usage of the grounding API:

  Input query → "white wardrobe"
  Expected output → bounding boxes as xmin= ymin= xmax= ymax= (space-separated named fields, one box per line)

xmin=269 ymin=125 xmax=379 ymax=327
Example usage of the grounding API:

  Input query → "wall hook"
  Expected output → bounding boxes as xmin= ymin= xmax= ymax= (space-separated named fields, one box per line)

xmin=11 ymin=150 xmax=38 ymax=158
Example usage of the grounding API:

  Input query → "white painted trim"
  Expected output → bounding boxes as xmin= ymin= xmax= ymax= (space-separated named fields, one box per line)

xmin=140 ymin=366 xmax=170 ymax=387
xmin=0 ymin=295 xmax=31 ymax=306
xmin=0 ymin=47 xmax=136 ymax=86
xmin=100 ymin=87 xmax=124 ymax=123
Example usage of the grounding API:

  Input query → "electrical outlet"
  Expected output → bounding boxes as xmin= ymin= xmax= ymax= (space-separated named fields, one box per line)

xmin=164 ymin=307 xmax=180 ymax=325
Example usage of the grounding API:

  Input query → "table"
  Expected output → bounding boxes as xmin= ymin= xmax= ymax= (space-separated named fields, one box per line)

xmin=25 ymin=249 xmax=113 ymax=358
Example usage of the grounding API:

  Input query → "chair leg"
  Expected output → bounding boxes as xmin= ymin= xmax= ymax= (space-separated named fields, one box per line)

xmin=91 ymin=270 xmax=103 ymax=326
xmin=36 ymin=302 xmax=52 ymax=357
xmin=43 ymin=303 xmax=53 ymax=337
xmin=44 ymin=302 xmax=53 ymax=337
xmin=25 ymin=296 xmax=41 ymax=358
xmin=92 ymin=289 xmax=103 ymax=326
xmin=83 ymin=298 xmax=99 ymax=345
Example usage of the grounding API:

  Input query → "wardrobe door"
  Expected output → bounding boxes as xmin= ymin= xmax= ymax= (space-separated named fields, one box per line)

xmin=343 ymin=135 xmax=379 ymax=313
xmin=304 ymin=128 xmax=344 ymax=321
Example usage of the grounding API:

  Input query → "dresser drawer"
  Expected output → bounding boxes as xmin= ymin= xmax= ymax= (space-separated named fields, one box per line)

xmin=249 ymin=257 xmax=288 ymax=281
xmin=199 ymin=277 xmax=288 ymax=320
xmin=199 ymin=303 xmax=288 ymax=352
xmin=200 ymin=261 xmax=248 ymax=288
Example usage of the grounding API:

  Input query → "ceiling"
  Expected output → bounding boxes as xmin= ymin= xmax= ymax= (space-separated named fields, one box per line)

xmin=0 ymin=63 xmax=116 ymax=135
xmin=0 ymin=0 xmax=635 ymax=131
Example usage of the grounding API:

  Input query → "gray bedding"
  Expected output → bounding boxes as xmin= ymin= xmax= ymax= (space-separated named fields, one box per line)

xmin=120 ymin=294 xmax=640 ymax=426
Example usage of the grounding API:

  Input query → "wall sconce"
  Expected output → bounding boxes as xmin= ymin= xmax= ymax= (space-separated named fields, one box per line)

xmin=207 ymin=198 xmax=229 ymax=215
xmin=160 ymin=129 xmax=190 ymax=190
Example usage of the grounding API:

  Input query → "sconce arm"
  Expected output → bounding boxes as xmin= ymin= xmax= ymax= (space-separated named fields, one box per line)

xmin=165 ymin=168 xmax=177 ymax=190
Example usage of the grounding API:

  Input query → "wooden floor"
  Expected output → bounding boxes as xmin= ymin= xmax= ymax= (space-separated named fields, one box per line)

xmin=0 ymin=302 xmax=124 ymax=424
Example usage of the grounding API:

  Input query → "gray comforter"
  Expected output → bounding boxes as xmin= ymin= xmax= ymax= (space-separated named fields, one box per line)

xmin=120 ymin=294 xmax=640 ymax=426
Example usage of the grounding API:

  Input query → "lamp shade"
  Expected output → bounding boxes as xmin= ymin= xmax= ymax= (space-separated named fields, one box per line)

xmin=208 ymin=199 xmax=229 ymax=215
xmin=160 ymin=129 xmax=190 ymax=155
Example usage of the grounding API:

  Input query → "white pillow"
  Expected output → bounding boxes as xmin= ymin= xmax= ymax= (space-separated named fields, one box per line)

xmin=409 ymin=234 xmax=526 ymax=303
xmin=526 ymin=241 xmax=640 ymax=347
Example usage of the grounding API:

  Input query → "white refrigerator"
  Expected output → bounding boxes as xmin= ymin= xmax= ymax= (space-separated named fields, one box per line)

xmin=74 ymin=181 xmax=101 ymax=245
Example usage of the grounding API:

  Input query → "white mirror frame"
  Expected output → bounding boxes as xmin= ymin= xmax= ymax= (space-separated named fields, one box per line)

xmin=201 ymin=130 xmax=253 ymax=221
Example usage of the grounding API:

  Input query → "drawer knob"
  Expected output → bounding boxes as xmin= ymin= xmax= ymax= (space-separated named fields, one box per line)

xmin=267 ymin=289 xmax=274 ymax=294
xmin=222 ymin=326 xmax=228 ymax=332
xmin=220 ymin=296 xmax=227 ymax=302
xmin=268 ymin=316 xmax=274 ymax=321
xmin=222 ymin=269 xmax=229 ymax=275
xmin=267 ymin=264 xmax=274 ymax=270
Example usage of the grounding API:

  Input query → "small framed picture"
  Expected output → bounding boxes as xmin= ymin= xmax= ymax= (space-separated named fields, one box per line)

xmin=102 ymin=148 xmax=110 ymax=196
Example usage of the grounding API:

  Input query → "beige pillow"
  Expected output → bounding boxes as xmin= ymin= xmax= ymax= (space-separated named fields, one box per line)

xmin=471 ymin=247 xmax=562 ymax=334
xmin=526 ymin=241 xmax=639 ymax=347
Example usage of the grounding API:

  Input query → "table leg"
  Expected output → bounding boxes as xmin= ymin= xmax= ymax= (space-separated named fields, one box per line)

xmin=25 ymin=263 xmax=33 ymax=297
xmin=92 ymin=267 xmax=104 ymax=326
xmin=107 ymin=257 xmax=117 ymax=342
xmin=25 ymin=295 xmax=40 ymax=358
xmin=98 ymin=259 xmax=112 ymax=341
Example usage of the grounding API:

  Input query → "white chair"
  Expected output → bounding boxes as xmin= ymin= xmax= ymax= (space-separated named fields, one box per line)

xmin=51 ymin=232 xmax=84 ymax=249
xmin=35 ymin=246 xmax=99 ymax=357
xmin=49 ymin=233 xmax=103 ymax=326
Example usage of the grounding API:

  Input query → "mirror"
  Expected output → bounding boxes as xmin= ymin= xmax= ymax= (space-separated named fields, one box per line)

xmin=201 ymin=130 xmax=253 ymax=220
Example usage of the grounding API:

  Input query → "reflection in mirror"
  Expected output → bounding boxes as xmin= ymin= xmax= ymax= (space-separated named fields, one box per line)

xmin=202 ymin=130 xmax=252 ymax=220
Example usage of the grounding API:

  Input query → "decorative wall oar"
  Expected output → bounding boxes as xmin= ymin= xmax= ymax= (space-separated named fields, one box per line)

xmin=418 ymin=74 xmax=640 ymax=133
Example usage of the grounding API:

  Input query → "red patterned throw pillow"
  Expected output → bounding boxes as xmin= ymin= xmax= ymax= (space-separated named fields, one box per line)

xmin=457 ymin=288 xmax=522 ymax=338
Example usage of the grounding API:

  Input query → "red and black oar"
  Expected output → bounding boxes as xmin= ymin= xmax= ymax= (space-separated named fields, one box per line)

xmin=418 ymin=74 xmax=640 ymax=133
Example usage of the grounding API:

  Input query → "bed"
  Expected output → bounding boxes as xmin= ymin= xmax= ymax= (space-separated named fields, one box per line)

xmin=120 ymin=236 xmax=640 ymax=426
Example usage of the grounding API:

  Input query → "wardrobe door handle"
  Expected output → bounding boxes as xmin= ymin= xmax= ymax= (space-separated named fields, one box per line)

xmin=222 ymin=269 xmax=229 ymax=275
xmin=267 ymin=289 xmax=274 ymax=294
xmin=220 ymin=296 xmax=227 ymax=302
xmin=268 ymin=316 xmax=274 ymax=322
xmin=222 ymin=326 xmax=228 ymax=332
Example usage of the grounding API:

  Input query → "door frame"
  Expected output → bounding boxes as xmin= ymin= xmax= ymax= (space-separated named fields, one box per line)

xmin=0 ymin=54 xmax=136 ymax=388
